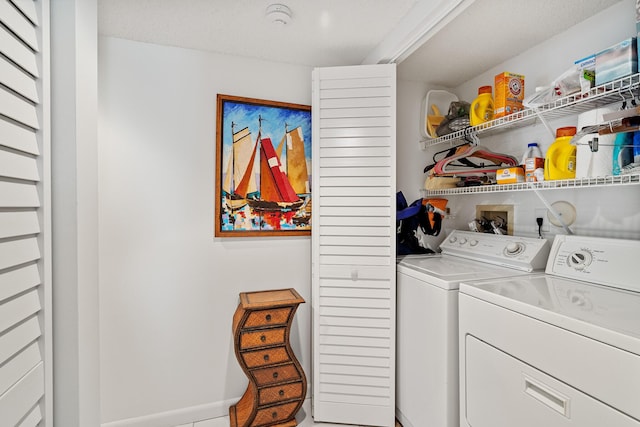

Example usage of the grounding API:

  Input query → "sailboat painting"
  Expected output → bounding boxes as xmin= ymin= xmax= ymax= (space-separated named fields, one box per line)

xmin=215 ymin=94 xmax=312 ymax=237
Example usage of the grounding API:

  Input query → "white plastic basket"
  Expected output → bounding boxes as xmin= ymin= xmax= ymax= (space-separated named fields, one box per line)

xmin=420 ymin=90 xmax=458 ymax=139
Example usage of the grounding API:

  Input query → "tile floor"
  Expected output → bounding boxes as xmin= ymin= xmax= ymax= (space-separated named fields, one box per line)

xmin=175 ymin=399 xmax=401 ymax=427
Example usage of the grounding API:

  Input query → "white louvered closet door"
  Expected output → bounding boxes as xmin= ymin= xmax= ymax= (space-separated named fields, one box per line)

xmin=0 ymin=1 xmax=51 ymax=426
xmin=311 ymin=64 xmax=396 ymax=427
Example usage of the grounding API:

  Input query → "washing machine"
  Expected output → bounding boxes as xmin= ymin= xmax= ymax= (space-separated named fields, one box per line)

xmin=459 ymin=234 xmax=640 ymax=427
xmin=396 ymin=230 xmax=550 ymax=427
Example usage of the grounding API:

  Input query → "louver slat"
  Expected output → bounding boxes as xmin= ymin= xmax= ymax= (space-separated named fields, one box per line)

xmin=0 ymin=148 xmax=39 ymax=181
xmin=0 ymin=25 xmax=38 ymax=77
xmin=0 ymin=363 xmax=44 ymax=427
xmin=0 ymin=181 xmax=39 ymax=207
xmin=0 ymin=116 xmax=39 ymax=154
xmin=0 ymin=86 xmax=39 ymax=129
xmin=0 ymin=0 xmax=38 ymax=51
xmin=8 ymin=0 xmax=38 ymax=26
xmin=0 ymin=55 xmax=38 ymax=103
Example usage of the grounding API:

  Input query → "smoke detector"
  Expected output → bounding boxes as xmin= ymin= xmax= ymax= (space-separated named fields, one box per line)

xmin=266 ymin=4 xmax=292 ymax=25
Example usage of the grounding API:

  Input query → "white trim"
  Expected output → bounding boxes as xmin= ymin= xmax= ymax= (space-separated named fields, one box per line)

xmin=38 ymin=0 xmax=53 ymax=424
xmin=362 ymin=0 xmax=475 ymax=65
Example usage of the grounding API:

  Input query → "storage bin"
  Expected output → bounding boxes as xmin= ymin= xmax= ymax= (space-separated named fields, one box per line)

xmin=420 ymin=90 xmax=458 ymax=138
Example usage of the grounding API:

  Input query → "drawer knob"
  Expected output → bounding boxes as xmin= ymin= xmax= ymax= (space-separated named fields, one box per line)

xmin=260 ymin=335 xmax=266 ymax=342
xmin=279 ymin=389 xmax=285 ymax=396
xmin=263 ymin=354 xmax=270 ymax=362
xmin=272 ymin=411 xmax=278 ymax=419
xmin=265 ymin=314 xmax=272 ymax=322
xmin=273 ymin=371 xmax=279 ymax=379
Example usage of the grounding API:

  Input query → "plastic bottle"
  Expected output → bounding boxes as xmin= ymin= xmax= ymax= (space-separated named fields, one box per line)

xmin=470 ymin=86 xmax=494 ymax=126
xmin=521 ymin=142 xmax=544 ymax=182
xmin=612 ymin=132 xmax=634 ymax=175
xmin=544 ymin=126 xmax=577 ymax=180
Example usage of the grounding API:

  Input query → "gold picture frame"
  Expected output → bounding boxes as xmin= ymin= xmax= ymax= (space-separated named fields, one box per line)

xmin=214 ymin=94 xmax=312 ymax=237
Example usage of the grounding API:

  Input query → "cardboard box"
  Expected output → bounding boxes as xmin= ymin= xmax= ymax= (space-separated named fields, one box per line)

xmin=496 ymin=166 xmax=525 ymax=184
xmin=524 ymin=157 xmax=544 ymax=182
xmin=595 ymin=38 xmax=638 ymax=86
xmin=574 ymin=54 xmax=596 ymax=90
xmin=494 ymin=72 xmax=525 ymax=118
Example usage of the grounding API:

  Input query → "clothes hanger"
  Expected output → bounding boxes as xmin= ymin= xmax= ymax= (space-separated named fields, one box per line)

xmin=424 ymin=141 xmax=494 ymax=173
xmin=432 ymin=144 xmax=519 ymax=175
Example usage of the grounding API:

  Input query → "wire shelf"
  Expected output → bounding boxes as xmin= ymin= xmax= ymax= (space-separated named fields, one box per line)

xmin=420 ymin=73 xmax=640 ymax=149
xmin=421 ymin=174 xmax=640 ymax=196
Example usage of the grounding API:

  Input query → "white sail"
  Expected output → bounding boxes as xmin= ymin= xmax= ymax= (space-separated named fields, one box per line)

xmin=227 ymin=127 xmax=257 ymax=196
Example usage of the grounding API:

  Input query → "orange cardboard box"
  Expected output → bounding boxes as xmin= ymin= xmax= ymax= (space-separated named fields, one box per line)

xmin=496 ymin=166 xmax=525 ymax=184
xmin=494 ymin=72 xmax=525 ymax=118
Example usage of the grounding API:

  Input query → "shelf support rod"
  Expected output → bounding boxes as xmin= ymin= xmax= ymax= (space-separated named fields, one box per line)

xmin=532 ymin=107 xmax=556 ymax=139
xmin=530 ymin=187 xmax=574 ymax=235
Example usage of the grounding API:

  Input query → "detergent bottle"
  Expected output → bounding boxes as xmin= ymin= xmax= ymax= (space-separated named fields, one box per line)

xmin=469 ymin=86 xmax=494 ymax=126
xmin=544 ymin=126 xmax=577 ymax=180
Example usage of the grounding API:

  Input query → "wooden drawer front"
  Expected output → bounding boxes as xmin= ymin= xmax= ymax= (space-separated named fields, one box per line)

xmin=240 ymin=328 xmax=285 ymax=350
xmin=253 ymin=401 xmax=299 ymax=426
xmin=244 ymin=307 xmax=292 ymax=328
xmin=242 ymin=347 xmax=290 ymax=369
xmin=252 ymin=363 xmax=300 ymax=387
xmin=258 ymin=381 xmax=304 ymax=406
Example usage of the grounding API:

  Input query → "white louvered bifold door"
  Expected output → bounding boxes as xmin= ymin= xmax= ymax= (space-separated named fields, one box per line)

xmin=311 ymin=64 xmax=396 ymax=427
xmin=0 ymin=1 xmax=51 ymax=426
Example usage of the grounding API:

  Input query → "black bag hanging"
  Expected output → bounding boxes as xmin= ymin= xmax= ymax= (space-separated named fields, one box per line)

xmin=396 ymin=192 xmax=434 ymax=255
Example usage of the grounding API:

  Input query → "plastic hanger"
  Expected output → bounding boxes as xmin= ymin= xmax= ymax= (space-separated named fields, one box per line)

xmin=432 ymin=144 xmax=519 ymax=175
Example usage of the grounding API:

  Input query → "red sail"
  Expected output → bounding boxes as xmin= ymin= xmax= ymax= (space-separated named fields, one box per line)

xmin=259 ymin=137 xmax=300 ymax=203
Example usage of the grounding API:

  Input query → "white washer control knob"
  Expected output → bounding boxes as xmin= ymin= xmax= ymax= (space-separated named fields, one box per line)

xmin=449 ymin=236 xmax=457 ymax=243
xmin=504 ymin=242 xmax=524 ymax=256
xmin=470 ymin=239 xmax=479 ymax=247
xmin=568 ymin=250 xmax=593 ymax=270
xmin=459 ymin=238 xmax=468 ymax=245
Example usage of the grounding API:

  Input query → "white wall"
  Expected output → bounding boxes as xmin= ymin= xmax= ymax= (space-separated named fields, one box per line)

xmin=98 ymin=37 xmax=313 ymax=426
xmin=398 ymin=0 xmax=640 ymax=248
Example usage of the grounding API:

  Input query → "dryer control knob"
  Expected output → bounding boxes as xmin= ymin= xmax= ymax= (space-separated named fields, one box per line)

xmin=568 ymin=250 xmax=593 ymax=270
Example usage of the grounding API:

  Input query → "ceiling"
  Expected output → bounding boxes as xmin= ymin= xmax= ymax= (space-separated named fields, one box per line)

xmin=97 ymin=0 xmax=419 ymax=68
xmin=98 ymin=0 xmax=622 ymax=87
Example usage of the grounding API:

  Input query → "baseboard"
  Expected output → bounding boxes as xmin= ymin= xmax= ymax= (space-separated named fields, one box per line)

xmin=102 ymin=386 xmax=312 ymax=426
xmin=100 ymin=398 xmax=237 ymax=427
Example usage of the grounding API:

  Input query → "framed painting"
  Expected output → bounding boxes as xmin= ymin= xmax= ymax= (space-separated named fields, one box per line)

xmin=215 ymin=94 xmax=312 ymax=237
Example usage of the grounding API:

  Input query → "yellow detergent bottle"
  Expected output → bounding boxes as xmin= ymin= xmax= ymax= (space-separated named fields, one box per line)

xmin=545 ymin=126 xmax=577 ymax=180
xmin=470 ymin=86 xmax=494 ymax=126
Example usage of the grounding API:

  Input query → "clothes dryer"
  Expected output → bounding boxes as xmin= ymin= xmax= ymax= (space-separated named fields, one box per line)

xmin=396 ymin=230 xmax=550 ymax=427
xmin=459 ymin=235 xmax=640 ymax=427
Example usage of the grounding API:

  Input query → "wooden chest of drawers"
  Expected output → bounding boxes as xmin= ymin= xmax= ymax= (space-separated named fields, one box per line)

xmin=230 ymin=289 xmax=306 ymax=427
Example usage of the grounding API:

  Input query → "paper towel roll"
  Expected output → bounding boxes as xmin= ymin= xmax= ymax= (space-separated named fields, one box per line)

xmin=575 ymin=105 xmax=617 ymax=178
